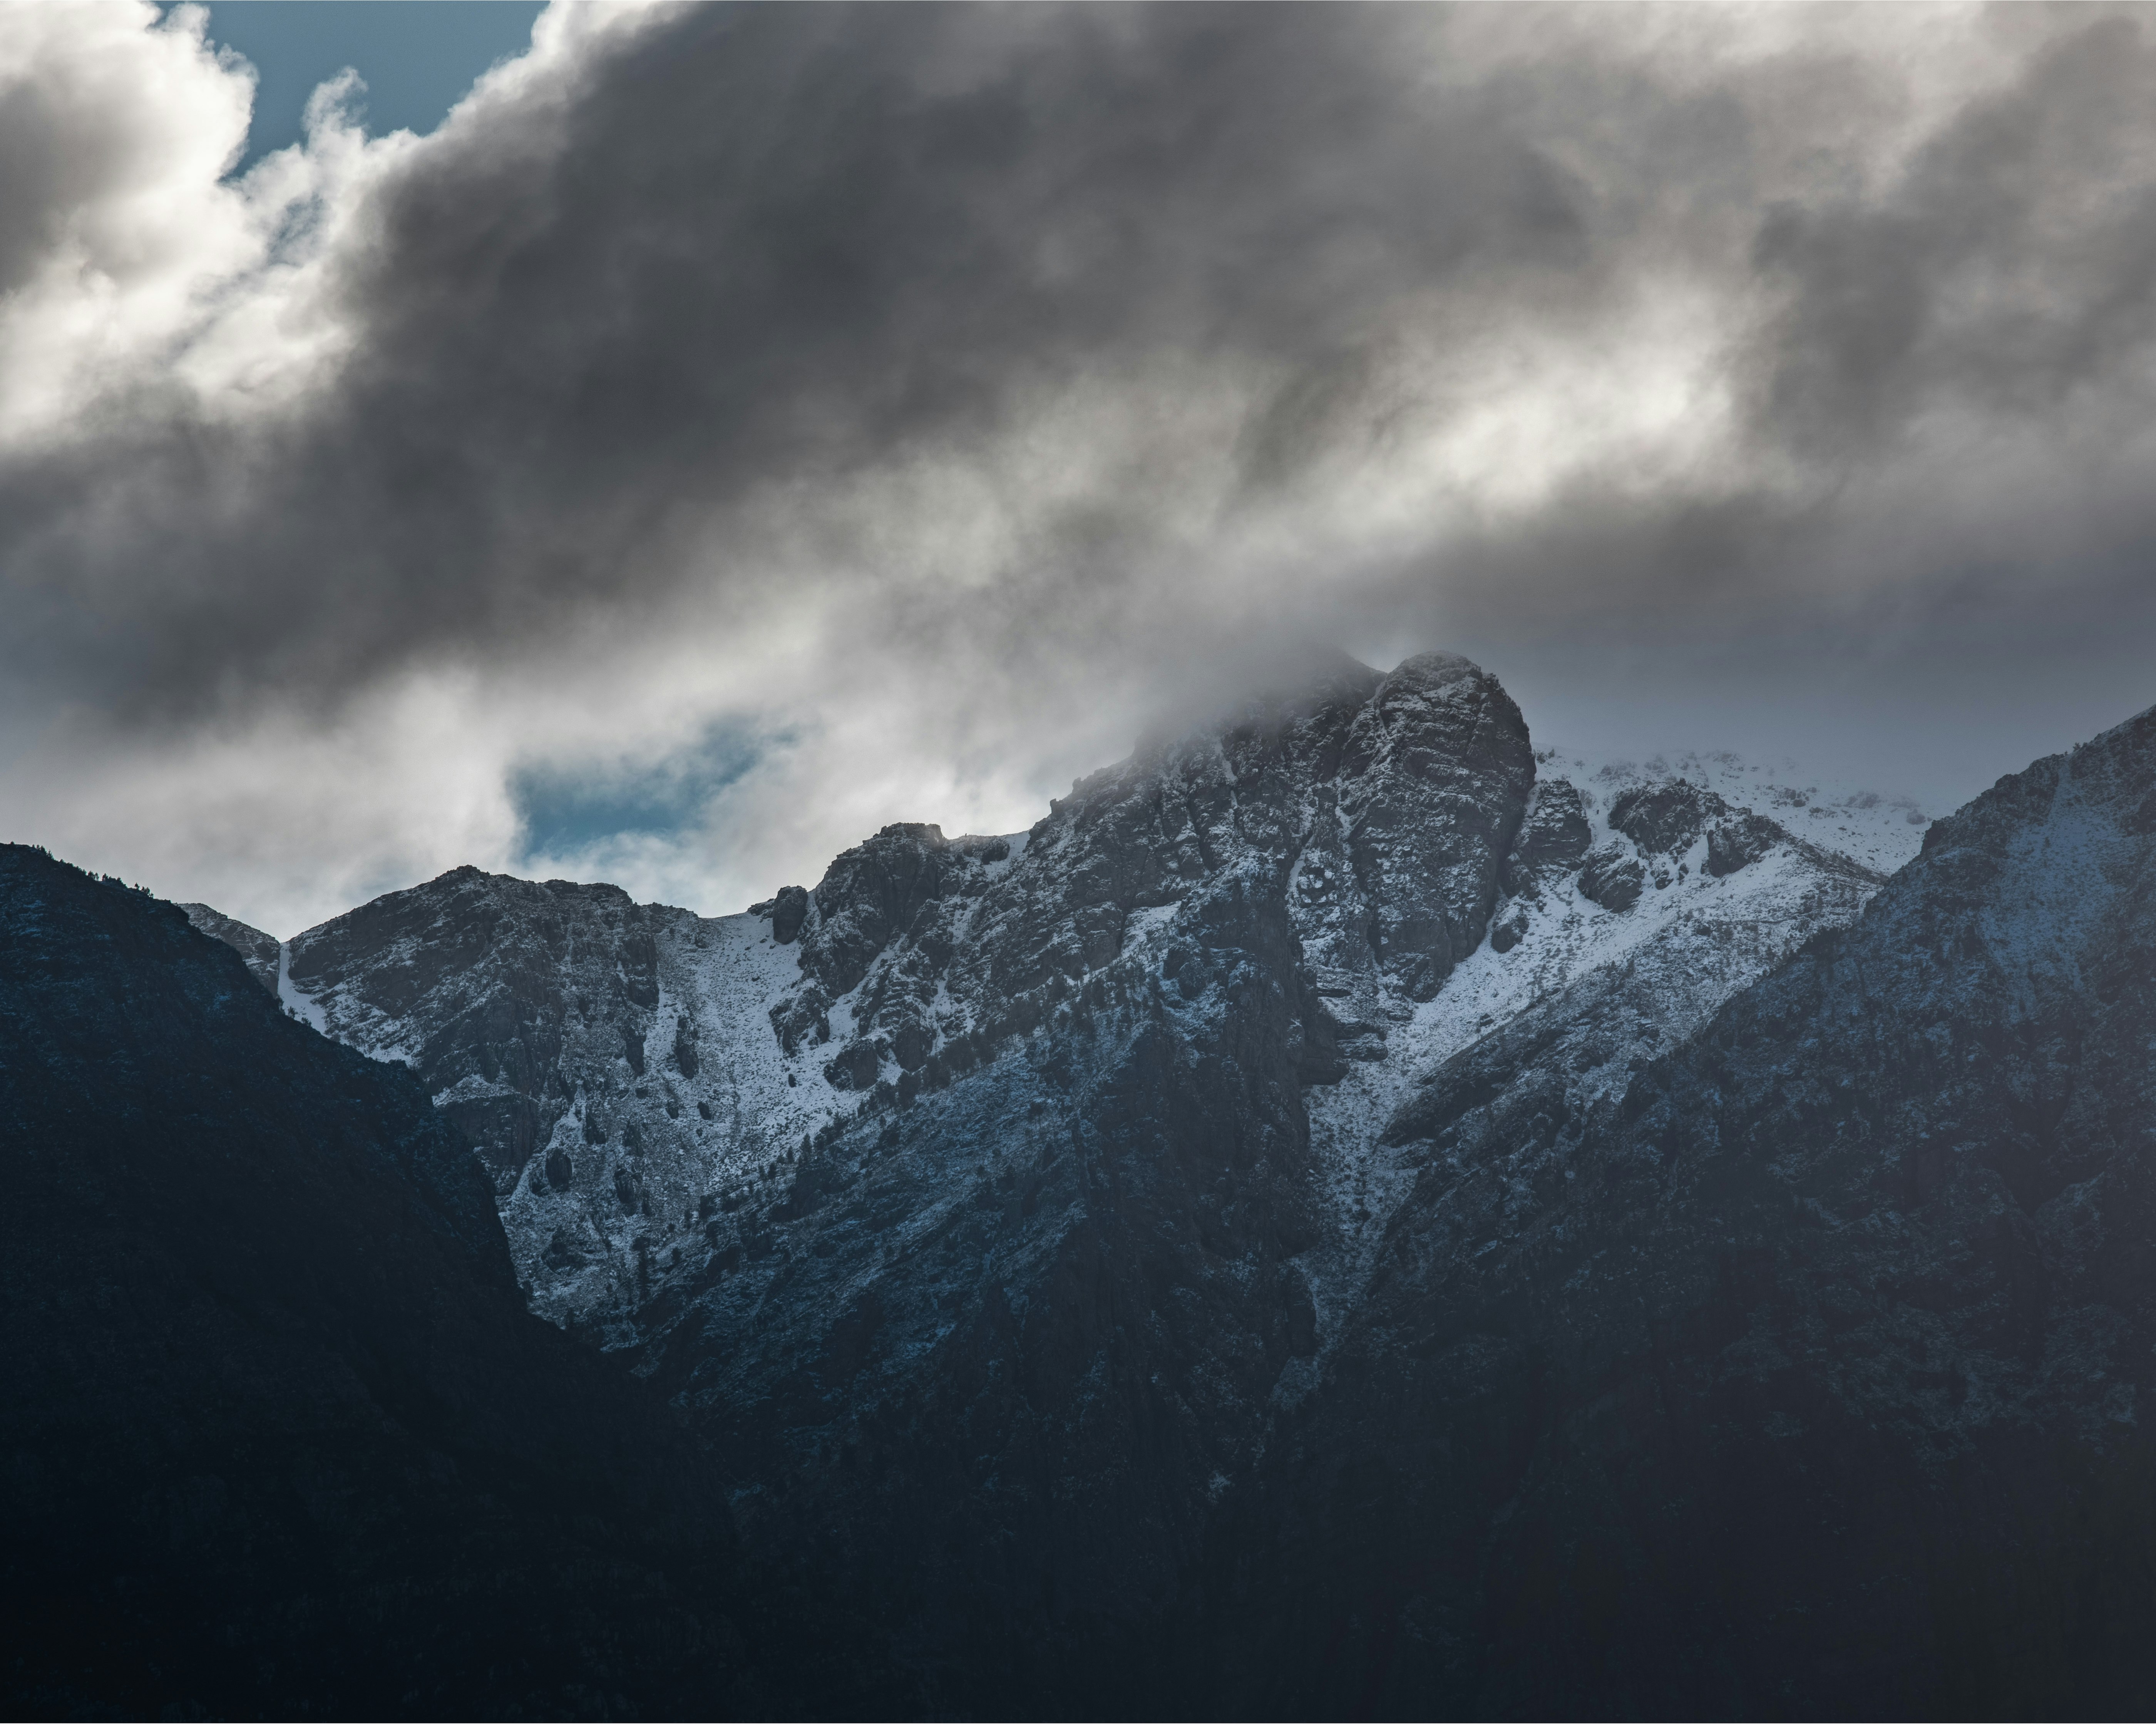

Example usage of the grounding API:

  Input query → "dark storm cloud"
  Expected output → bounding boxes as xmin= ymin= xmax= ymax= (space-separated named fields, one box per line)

xmin=1749 ymin=15 xmax=2156 ymax=459
xmin=12 ymin=0 xmax=2156 ymax=911
xmin=0 ymin=3 xmax=1802 ymax=714
xmin=1369 ymin=6 xmax=2156 ymax=692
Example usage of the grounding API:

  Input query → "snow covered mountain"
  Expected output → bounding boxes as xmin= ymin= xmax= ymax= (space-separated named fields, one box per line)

xmin=182 ymin=650 xmax=1928 ymax=1691
xmin=186 ymin=655 xmax=1903 ymax=1350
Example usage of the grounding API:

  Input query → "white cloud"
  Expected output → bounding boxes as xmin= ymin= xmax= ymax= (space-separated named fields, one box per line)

xmin=5 ymin=2 xmax=2156 ymax=933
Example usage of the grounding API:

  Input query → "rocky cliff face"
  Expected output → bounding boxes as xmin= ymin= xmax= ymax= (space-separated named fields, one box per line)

xmin=259 ymin=868 xmax=836 ymax=1328
xmin=179 ymin=651 xmax=1919 ymax=1701
xmin=177 ymin=898 xmax=281 ymax=992
xmin=1200 ymin=703 xmax=2156 ymax=1718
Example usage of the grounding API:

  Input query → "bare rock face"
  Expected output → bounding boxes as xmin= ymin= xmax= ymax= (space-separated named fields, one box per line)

xmin=768 ymin=884 xmax=810 ymax=944
xmin=1577 ymin=843 xmax=1646 ymax=911
xmin=795 ymin=822 xmax=968 ymax=998
xmin=1500 ymin=778 xmax=1592 ymax=896
xmin=1331 ymin=653 xmax=1538 ymax=1000
xmin=1706 ymin=807 xmax=1783 ymax=875
xmin=179 ymin=901 xmax=280 ymax=993
xmin=1607 ymin=777 xmax=1716 ymax=855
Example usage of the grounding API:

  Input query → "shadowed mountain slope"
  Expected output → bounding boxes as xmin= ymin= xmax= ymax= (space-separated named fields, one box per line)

xmin=1195 ymin=705 xmax=2156 ymax=1718
xmin=0 ymin=846 xmax=881 ymax=1718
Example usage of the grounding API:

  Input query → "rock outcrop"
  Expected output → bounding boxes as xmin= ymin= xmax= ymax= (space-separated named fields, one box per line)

xmin=179 ymin=897 xmax=281 ymax=991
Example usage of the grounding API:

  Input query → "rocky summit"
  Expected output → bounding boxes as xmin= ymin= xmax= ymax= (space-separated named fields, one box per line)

xmin=151 ymin=648 xmax=2034 ymax=1711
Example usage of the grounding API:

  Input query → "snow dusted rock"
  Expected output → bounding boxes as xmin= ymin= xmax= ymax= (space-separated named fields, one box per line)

xmin=179 ymin=901 xmax=280 ymax=993
xmin=1384 ymin=768 xmax=1885 ymax=1158
xmin=1577 ymin=841 xmax=1645 ymax=911
xmin=767 ymin=883 xmax=811 ymax=944
xmin=1272 ymin=749 xmax=1898 ymax=1408
xmin=762 ymin=650 xmax=1534 ymax=1112
xmin=186 ymin=869 xmax=842 ymax=1326
xmin=1500 ymin=777 xmax=1592 ymax=898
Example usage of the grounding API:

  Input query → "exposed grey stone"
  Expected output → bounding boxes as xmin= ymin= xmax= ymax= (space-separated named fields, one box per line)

xmin=822 ymin=1040 xmax=880 ymax=1090
xmin=1489 ymin=905 xmax=1530 ymax=952
xmin=769 ymin=884 xmax=810 ymax=944
xmin=1579 ymin=845 xmax=1645 ymax=911
xmin=1706 ymin=809 xmax=1783 ymax=875
xmin=1609 ymin=777 xmax=1714 ymax=856
xmin=1500 ymin=776 xmax=1592 ymax=897
xmin=179 ymin=901 xmax=281 ymax=995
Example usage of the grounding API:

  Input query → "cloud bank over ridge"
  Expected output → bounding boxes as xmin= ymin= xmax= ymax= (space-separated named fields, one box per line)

xmin=6 ymin=1 xmax=2156 ymax=932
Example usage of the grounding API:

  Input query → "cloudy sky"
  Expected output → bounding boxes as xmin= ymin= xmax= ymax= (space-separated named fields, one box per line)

xmin=7 ymin=1 xmax=2156 ymax=934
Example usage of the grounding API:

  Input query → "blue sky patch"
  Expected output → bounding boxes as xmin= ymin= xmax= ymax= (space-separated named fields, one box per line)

xmin=189 ymin=2 xmax=548 ymax=174
xmin=511 ymin=725 xmax=773 ymax=864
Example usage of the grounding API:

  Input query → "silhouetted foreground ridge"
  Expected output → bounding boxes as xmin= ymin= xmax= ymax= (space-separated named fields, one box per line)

xmin=0 ymin=845 xmax=875 ymax=1717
